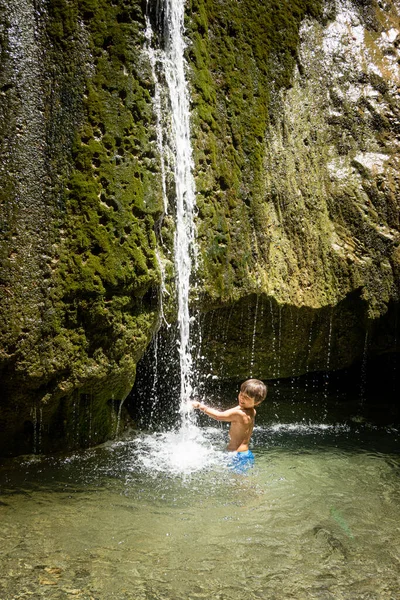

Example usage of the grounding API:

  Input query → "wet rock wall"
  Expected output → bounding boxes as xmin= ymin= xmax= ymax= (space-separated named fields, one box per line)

xmin=0 ymin=0 xmax=165 ymax=454
xmin=186 ymin=0 xmax=400 ymax=381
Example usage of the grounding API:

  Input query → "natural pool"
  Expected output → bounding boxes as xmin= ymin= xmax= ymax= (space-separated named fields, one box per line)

xmin=1 ymin=392 xmax=400 ymax=600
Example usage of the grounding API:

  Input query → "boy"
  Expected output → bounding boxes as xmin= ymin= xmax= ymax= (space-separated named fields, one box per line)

xmin=191 ymin=379 xmax=267 ymax=471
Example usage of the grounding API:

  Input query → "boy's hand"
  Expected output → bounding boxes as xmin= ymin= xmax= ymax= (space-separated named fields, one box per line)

xmin=190 ymin=401 xmax=201 ymax=409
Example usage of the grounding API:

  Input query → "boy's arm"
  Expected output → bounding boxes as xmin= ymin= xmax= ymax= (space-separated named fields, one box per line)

xmin=191 ymin=402 xmax=240 ymax=422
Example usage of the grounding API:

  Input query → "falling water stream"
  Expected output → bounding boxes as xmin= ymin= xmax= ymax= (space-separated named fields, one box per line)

xmin=132 ymin=0 xmax=207 ymax=467
xmin=162 ymin=0 xmax=197 ymax=411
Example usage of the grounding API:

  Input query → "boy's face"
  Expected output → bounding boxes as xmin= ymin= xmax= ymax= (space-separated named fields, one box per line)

xmin=238 ymin=391 xmax=259 ymax=409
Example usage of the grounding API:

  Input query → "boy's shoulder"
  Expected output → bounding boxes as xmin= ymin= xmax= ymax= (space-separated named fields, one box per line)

xmin=232 ymin=405 xmax=255 ymax=419
xmin=223 ymin=405 xmax=245 ymax=420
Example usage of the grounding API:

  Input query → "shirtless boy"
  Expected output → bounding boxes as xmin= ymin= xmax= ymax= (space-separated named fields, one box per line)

xmin=191 ymin=379 xmax=267 ymax=471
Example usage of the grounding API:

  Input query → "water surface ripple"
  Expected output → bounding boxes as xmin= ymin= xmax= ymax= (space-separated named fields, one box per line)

xmin=1 ymin=423 xmax=399 ymax=599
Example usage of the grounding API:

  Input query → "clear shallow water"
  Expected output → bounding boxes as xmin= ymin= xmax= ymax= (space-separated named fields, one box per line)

xmin=1 ymin=421 xmax=400 ymax=600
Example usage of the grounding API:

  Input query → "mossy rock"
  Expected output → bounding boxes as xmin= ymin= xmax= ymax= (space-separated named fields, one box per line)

xmin=185 ymin=0 xmax=323 ymax=303
xmin=0 ymin=0 xmax=175 ymax=455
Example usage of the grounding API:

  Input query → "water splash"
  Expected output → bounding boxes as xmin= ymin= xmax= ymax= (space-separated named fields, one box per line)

xmin=131 ymin=427 xmax=226 ymax=477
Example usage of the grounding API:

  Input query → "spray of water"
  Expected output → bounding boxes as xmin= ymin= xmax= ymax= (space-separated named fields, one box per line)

xmin=131 ymin=427 xmax=226 ymax=477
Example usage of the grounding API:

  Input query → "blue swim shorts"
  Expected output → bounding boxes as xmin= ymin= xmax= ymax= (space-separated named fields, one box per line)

xmin=228 ymin=450 xmax=255 ymax=473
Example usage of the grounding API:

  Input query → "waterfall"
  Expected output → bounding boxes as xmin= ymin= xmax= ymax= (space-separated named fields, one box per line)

xmin=147 ymin=0 xmax=197 ymax=415
xmin=163 ymin=0 xmax=197 ymax=411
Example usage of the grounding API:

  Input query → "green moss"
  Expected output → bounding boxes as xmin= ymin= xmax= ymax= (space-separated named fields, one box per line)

xmin=186 ymin=0 xmax=323 ymax=303
xmin=49 ymin=0 xmax=166 ymax=373
xmin=0 ymin=0 xmax=171 ymax=455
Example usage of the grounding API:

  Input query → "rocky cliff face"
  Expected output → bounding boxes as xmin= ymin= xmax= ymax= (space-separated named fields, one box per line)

xmin=188 ymin=0 xmax=400 ymax=381
xmin=0 ymin=0 xmax=166 ymax=454
xmin=0 ymin=0 xmax=399 ymax=455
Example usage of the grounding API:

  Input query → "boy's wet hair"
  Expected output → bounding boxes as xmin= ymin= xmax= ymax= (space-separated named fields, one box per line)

xmin=240 ymin=379 xmax=267 ymax=404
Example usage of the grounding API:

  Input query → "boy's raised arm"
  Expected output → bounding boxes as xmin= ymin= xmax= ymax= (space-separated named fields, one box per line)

xmin=190 ymin=401 xmax=239 ymax=422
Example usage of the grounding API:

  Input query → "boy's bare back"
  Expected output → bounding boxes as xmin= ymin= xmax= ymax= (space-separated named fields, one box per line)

xmin=191 ymin=379 xmax=267 ymax=452
xmin=225 ymin=406 xmax=256 ymax=451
